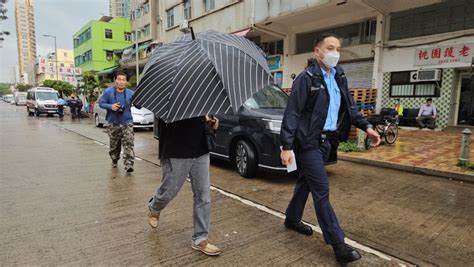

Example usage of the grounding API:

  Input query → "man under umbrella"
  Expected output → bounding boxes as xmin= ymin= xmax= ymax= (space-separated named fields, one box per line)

xmin=133 ymin=30 xmax=273 ymax=256
xmin=280 ymin=33 xmax=381 ymax=264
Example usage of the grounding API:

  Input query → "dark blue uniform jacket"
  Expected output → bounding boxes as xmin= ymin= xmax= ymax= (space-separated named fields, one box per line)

xmin=280 ymin=62 xmax=371 ymax=151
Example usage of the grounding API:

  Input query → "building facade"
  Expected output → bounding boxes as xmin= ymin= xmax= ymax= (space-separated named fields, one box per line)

xmin=114 ymin=0 xmax=474 ymax=128
xmin=10 ymin=65 xmax=20 ymax=85
xmin=251 ymin=0 xmax=473 ymax=128
xmin=120 ymin=0 xmax=160 ymax=70
xmin=378 ymin=0 xmax=474 ymax=128
xmin=15 ymin=0 xmax=36 ymax=84
xmin=36 ymin=49 xmax=81 ymax=86
xmin=73 ymin=16 xmax=132 ymax=73
xmin=110 ymin=0 xmax=131 ymax=18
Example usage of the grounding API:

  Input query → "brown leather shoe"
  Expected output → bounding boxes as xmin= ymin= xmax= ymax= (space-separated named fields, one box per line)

xmin=191 ymin=240 xmax=221 ymax=256
xmin=148 ymin=211 xmax=160 ymax=228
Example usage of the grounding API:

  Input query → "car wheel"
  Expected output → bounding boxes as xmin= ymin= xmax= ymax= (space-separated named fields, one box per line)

xmin=27 ymin=108 xmax=34 ymax=116
xmin=233 ymin=140 xmax=258 ymax=178
xmin=34 ymin=108 xmax=40 ymax=117
xmin=95 ymin=114 xmax=103 ymax=127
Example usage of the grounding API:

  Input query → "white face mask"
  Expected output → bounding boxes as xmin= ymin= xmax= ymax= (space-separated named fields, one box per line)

xmin=321 ymin=51 xmax=340 ymax=68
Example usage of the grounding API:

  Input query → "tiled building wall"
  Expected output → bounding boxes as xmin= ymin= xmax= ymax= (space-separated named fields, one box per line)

xmin=380 ymin=68 xmax=455 ymax=128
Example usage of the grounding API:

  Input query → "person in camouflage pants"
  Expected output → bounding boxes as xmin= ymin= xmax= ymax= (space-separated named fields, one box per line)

xmin=99 ymin=71 xmax=136 ymax=172
xmin=108 ymin=123 xmax=134 ymax=169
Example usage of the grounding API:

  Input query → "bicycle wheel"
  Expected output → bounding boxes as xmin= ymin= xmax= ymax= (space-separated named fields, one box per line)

xmin=375 ymin=124 xmax=385 ymax=135
xmin=384 ymin=123 xmax=398 ymax=144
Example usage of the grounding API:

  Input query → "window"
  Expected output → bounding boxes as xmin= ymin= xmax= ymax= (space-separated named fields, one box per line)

xmin=80 ymin=50 xmax=93 ymax=64
xmin=105 ymin=29 xmax=113 ymax=39
xmin=144 ymin=24 xmax=150 ymax=37
xmin=63 ymin=52 xmax=67 ymax=57
xmin=75 ymin=28 xmax=91 ymax=47
xmin=124 ymin=32 xmax=132 ymax=41
xmin=60 ymin=63 xmax=64 ymax=67
xmin=259 ymin=40 xmax=284 ymax=56
xmin=184 ymin=0 xmax=191 ymax=20
xmin=389 ymin=71 xmax=439 ymax=97
xmin=106 ymin=50 xmax=113 ymax=61
xmin=295 ymin=19 xmax=377 ymax=54
xmin=137 ymin=30 xmax=142 ymax=40
xmin=204 ymin=0 xmax=215 ymax=12
xmin=167 ymin=8 xmax=174 ymax=28
xmin=143 ymin=2 xmax=150 ymax=14
xmin=389 ymin=1 xmax=474 ymax=40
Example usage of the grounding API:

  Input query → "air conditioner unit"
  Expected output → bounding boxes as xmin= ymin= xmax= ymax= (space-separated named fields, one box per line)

xmin=410 ymin=69 xmax=442 ymax=82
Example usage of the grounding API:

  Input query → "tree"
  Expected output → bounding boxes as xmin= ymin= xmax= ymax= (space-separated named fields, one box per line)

xmin=80 ymin=71 xmax=110 ymax=103
xmin=0 ymin=83 xmax=11 ymax=95
xmin=15 ymin=84 xmax=33 ymax=92
xmin=41 ymin=80 xmax=75 ymax=97
xmin=129 ymin=75 xmax=137 ymax=88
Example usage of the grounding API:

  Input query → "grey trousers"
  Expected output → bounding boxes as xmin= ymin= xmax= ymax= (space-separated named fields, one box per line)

xmin=416 ymin=115 xmax=436 ymax=129
xmin=149 ymin=153 xmax=211 ymax=246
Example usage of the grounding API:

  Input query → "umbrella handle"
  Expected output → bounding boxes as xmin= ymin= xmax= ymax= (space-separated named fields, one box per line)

xmin=190 ymin=27 xmax=196 ymax=40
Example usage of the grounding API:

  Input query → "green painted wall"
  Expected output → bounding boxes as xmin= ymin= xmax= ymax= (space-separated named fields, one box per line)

xmin=73 ymin=17 xmax=131 ymax=73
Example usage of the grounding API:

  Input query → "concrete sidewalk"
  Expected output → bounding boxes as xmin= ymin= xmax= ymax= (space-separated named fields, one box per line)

xmin=0 ymin=105 xmax=409 ymax=265
xmin=340 ymin=127 xmax=474 ymax=182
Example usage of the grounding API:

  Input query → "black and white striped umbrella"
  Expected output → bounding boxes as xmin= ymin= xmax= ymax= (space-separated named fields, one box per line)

xmin=132 ymin=30 xmax=272 ymax=123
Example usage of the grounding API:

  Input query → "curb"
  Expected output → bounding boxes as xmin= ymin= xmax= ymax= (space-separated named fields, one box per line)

xmin=339 ymin=155 xmax=474 ymax=183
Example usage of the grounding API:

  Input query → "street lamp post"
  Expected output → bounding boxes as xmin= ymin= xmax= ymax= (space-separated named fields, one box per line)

xmin=43 ymin=34 xmax=58 ymax=81
xmin=134 ymin=24 xmax=139 ymax=83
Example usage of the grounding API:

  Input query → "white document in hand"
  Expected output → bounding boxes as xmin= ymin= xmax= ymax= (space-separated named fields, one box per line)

xmin=280 ymin=146 xmax=297 ymax=173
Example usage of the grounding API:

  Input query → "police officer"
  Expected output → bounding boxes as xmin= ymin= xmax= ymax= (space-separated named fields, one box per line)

xmin=99 ymin=71 xmax=135 ymax=172
xmin=280 ymin=33 xmax=381 ymax=264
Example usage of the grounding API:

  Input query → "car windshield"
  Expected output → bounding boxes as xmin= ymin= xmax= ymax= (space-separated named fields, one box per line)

xmin=244 ymin=85 xmax=288 ymax=109
xmin=36 ymin=92 xmax=58 ymax=101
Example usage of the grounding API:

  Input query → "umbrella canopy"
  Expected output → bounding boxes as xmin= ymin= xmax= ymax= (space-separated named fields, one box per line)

xmin=132 ymin=30 xmax=272 ymax=123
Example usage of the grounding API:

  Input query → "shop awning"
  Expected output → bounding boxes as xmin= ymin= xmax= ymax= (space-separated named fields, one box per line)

xmin=97 ymin=65 xmax=119 ymax=75
xmin=113 ymin=47 xmax=130 ymax=54
xmin=232 ymin=27 xmax=251 ymax=37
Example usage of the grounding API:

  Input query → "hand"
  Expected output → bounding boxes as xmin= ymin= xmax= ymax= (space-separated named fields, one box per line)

xmin=432 ymin=115 xmax=436 ymax=119
xmin=366 ymin=127 xmax=381 ymax=147
xmin=280 ymin=150 xmax=294 ymax=166
xmin=111 ymin=103 xmax=121 ymax=111
xmin=211 ymin=117 xmax=219 ymax=130
xmin=416 ymin=116 xmax=420 ymax=119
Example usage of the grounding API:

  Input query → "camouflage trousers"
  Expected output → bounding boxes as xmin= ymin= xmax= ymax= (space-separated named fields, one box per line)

xmin=108 ymin=123 xmax=134 ymax=167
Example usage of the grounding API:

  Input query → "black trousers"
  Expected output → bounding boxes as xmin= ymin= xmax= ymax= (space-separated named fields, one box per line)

xmin=285 ymin=139 xmax=345 ymax=244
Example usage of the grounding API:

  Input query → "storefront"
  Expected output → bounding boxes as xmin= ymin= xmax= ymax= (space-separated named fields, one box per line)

xmin=380 ymin=38 xmax=474 ymax=128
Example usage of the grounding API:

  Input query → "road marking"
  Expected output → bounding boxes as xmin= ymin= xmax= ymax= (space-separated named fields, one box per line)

xmin=93 ymin=141 xmax=105 ymax=146
xmin=210 ymin=186 xmax=407 ymax=266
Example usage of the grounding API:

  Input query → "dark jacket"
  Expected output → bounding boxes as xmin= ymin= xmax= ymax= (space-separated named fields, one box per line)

xmin=158 ymin=117 xmax=209 ymax=160
xmin=280 ymin=62 xmax=371 ymax=151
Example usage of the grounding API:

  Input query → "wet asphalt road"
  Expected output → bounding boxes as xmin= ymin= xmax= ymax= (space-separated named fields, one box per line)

xmin=1 ymin=102 xmax=473 ymax=266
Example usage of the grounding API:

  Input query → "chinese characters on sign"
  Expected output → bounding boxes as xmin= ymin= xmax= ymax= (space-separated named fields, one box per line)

xmin=415 ymin=43 xmax=473 ymax=66
xmin=36 ymin=56 xmax=82 ymax=85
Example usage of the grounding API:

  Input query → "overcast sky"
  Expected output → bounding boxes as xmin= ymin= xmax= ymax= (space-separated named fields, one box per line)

xmin=0 ymin=0 xmax=109 ymax=83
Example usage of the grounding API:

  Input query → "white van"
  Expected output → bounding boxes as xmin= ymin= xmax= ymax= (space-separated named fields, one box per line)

xmin=14 ymin=92 xmax=27 ymax=106
xmin=26 ymin=87 xmax=60 ymax=116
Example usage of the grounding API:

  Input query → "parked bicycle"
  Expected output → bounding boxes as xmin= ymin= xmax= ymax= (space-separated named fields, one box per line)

xmin=365 ymin=114 xmax=399 ymax=150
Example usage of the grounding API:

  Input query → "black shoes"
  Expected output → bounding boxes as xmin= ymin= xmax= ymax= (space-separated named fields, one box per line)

xmin=125 ymin=166 xmax=134 ymax=173
xmin=284 ymin=220 xmax=313 ymax=236
xmin=332 ymin=243 xmax=361 ymax=263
